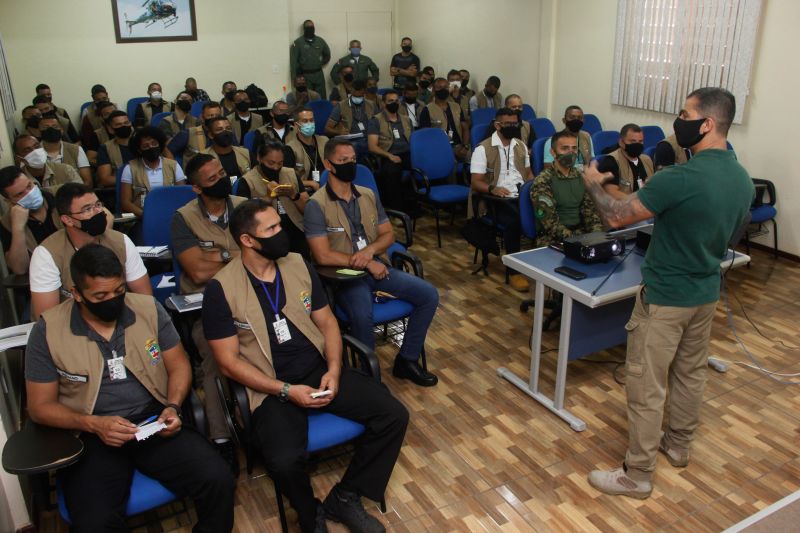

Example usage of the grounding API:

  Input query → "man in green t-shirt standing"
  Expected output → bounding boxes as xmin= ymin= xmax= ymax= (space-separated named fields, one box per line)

xmin=581 ymin=87 xmax=754 ymax=499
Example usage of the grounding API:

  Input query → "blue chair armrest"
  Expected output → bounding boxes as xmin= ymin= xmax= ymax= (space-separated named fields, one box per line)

xmin=390 ymin=248 xmax=424 ymax=279
xmin=342 ymin=334 xmax=381 ymax=382
xmin=183 ymin=389 xmax=207 ymax=437
xmin=410 ymin=167 xmax=432 ymax=199
xmin=385 ymin=208 xmax=413 ymax=248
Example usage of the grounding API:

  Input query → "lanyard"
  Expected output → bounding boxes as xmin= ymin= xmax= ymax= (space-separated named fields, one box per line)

xmin=259 ymin=269 xmax=282 ymax=321
xmin=503 ymin=144 xmax=511 ymax=172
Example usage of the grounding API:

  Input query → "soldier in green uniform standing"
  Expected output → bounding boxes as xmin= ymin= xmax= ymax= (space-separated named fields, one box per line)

xmin=532 ymin=130 xmax=602 ymax=247
xmin=330 ymin=40 xmax=380 ymax=84
xmin=290 ymin=20 xmax=331 ymax=97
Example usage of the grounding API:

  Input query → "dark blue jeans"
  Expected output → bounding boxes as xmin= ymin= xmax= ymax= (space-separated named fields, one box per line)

xmin=335 ymin=268 xmax=439 ymax=360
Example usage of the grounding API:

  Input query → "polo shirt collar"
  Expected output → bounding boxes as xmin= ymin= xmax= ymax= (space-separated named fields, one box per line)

xmin=324 ymin=182 xmax=361 ymax=202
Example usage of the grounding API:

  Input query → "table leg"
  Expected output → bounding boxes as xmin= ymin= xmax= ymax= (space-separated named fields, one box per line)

xmin=529 ymin=280 xmax=545 ymax=393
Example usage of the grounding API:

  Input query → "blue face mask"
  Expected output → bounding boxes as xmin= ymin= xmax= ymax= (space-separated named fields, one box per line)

xmin=350 ymin=47 xmax=361 ymax=57
xmin=17 ymin=185 xmax=44 ymax=210
xmin=351 ymin=96 xmax=364 ymax=105
xmin=299 ymin=122 xmax=316 ymax=137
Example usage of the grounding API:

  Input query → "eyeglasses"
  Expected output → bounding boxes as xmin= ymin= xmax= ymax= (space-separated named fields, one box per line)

xmin=70 ymin=201 xmax=104 ymax=216
xmin=496 ymin=121 xmax=519 ymax=127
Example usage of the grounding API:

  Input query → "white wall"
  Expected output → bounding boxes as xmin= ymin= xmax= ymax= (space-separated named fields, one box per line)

xmin=548 ymin=0 xmax=800 ymax=256
xmin=397 ymin=0 xmax=544 ymax=112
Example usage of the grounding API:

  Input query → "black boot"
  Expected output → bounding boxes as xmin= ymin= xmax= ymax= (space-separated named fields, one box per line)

xmin=323 ymin=484 xmax=385 ymax=533
xmin=392 ymin=355 xmax=438 ymax=386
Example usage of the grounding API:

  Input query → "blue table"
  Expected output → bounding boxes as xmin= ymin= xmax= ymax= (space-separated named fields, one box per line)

xmin=499 ymin=245 xmax=750 ymax=432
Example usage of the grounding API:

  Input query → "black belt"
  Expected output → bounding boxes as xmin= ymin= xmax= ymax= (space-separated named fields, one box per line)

xmin=301 ymin=68 xmax=322 ymax=74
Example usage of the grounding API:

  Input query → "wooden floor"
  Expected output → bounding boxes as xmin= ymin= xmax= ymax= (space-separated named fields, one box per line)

xmin=38 ymin=216 xmax=800 ymax=532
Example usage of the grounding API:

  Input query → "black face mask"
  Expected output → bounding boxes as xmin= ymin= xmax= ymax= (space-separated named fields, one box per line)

xmin=419 ymin=80 xmax=430 ymax=90
xmin=385 ymin=101 xmax=399 ymax=113
xmin=500 ymin=125 xmax=521 ymax=140
xmin=273 ymin=113 xmax=289 ymax=126
xmin=224 ymin=90 xmax=236 ymax=101
xmin=624 ymin=142 xmax=644 ymax=158
xmin=41 ymin=127 xmax=62 ymax=143
xmin=434 ymin=88 xmax=450 ymax=101
xmin=673 ymin=117 xmax=707 ymax=148
xmin=74 ymin=211 xmax=107 ymax=237
xmin=201 ymin=176 xmax=232 ymax=199
xmin=304 ymin=27 xmax=315 ymax=39
xmin=565 ymin=119 xmax=583 ymax=133
xmin=404 ymin=96 xmax=416 ymax=104
xmin=42 ymin=95 xmax=52 ymax=103
xmin=343 ymin=73 xmax=354 ymax=83
xmin=260 ymin=164 xmax=280 ymax=179
xmin=26 ymin=116 xmax=42 ymax=129
xmin=113 ymin=125 xmax=132 ymax=139
xmin=484 ymin=89 xmax=496 ymax=98
xmin=214 ymin=131 xmax=235 ymax=147
xmin=250 ymin=230 xmax=290 ymax=261
xmin=330 ymin=161 xmax=356 ymax=182
xmin=236 ymin=101 xmax=250 ymax=113
xmin=79 ymin=291 xmax=126 ymax=323
xmin=296 ymin=85 xmax=308 ymax=93
xmin=401 ymin=45 xmax=412 ymax=53
xmin=142 ymin=147 xmax=161 ymax=162
xmin=176 ymin=100 xmax=192 ymax=112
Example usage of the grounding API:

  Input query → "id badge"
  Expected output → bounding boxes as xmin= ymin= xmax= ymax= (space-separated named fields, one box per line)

xmin=277 ymin=199 xmax=287 ymax=214
xmin=637 ymin=178 xmax=644 ymax=190
xmin=356 ymin=236 xmax=368 ymax=251
xmin=312 ymin=170 xmax=320 ymax=182
xmin=273 ymin=317 xmax=292 ymax=344
xmin=357 ymin=122 xmax=365 ymax=131
xmin=107 ymin=356 xmax=127 ymax=381
xmin=392 ymin=128 xmax=401 ymax=140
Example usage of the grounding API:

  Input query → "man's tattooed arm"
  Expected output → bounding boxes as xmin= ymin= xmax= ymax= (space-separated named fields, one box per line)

xmin=583 ymin=176 xmax=654 ymax=229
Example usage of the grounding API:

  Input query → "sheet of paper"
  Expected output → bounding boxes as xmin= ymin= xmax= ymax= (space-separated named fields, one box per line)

xmin=135 ymin=421 xmax=167 ymax=442
xmin=336 ymin=268 xmax=365 ymax=276
xmin=156 ymin=275 xmax=175 ymax=289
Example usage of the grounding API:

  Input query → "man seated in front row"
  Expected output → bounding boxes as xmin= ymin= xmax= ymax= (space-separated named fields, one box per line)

xmin=205 ymin=199 xmax=408 ymax=533
xmin=304 ymin=140 xmax=440 ymax=387
xmin=25 ymin=244 xmax=234 ymax=533
xmin=29 ymin=182 xmax=151 ymax=319
xmin=596 ymin=123 xmax=654 ymax=199
xmin=532 ymin=131 xmax=603 ymax=247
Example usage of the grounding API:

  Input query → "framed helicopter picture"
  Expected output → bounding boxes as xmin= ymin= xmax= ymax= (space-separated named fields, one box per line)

xmin=111 ymin=0 xmax=197 ymax=43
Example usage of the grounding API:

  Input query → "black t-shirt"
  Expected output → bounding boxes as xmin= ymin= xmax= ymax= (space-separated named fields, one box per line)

xmin=597 ymin=155 xmax=650 ymax=191
xmin=0 ymin=190 xmax=59 ymax=253
xmin=218 ymin=150 xmax=241 ymax=178
xmin=419 ymin=105 xmax=465 ymax=145
xmin=654 ymin=141 xmax=691 ymax=168
xmin=235 ymin=115 xmax=252 ymax=144
xmin=96 ymin=142 xmax=133 ymax=169
xmin=202 ymin=259 xmax=328 ymax=382
xmin=390 ymin=52 xmax=421 ymax=88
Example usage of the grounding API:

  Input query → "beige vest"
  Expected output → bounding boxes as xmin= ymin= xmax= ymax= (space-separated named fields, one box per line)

xmin=162 ymin=113 xmax=198 ymax=137
xmin=577 ymin=130 xmax=592 ymax=168
xmin=184 ymin=126 xmax=209 ymax=167
xmin=310 ymin=185 xmax=387 ymax=261
xmin=333 ymin=83 xmax=350 ymax=102
xmin=212 ymin=254 xmax=325 ymax=408
xmin=23 ymin=162 xmax=81 ymax=194
xmin=476 ymin=91 xmax=503 ymax=109
xmin=139 ymin=101 xmax=174 ymax=125
xmin=373 ymin=111 xmax=411 ymax=152
xmin=0 ymin=199 xmax=63 ymax=254
xmin=338 ymin=100 xmax=377 ymax=133
xmin=660 ymin=134 xmax=689 ymax=166
xmin=468 ymin=137 xmax=528 ymax=218
xmin=55 ymin=142 xmax=81 ymax=172
xmin=609 ymin=148 xmax=654 ymax=193
xmin=425 ymin=100 xmax=462 ymax=133
xmin=103 ymin=139 xmax=126 ymax=173
xmin=255 ymin=124 xmax=298 ymax=146
xmin=201 ymin=146 xmax=251 ymax=177
xmin=94 ymin=126 xmax=110 ymax=146
xmin=40 ymin=229 xmax=128 ymax=299
xmin=287 ymin=135 xmax=328 ymax=181
xmin=86 ymin=106 xmax=104 ymax=131
xmin=176 ymin=196 xmax=246 ymax=294
xmin=42 ymin=294 xmax=168 ymax=416
xmin=241 ymin=166 xmax=305 ymax=230
xmin=227 ymin=112 xmax=265 ymax=143
xmin=521 ymin=120 xmax=532 ymax=146
xmin=127 ymin=158 xmax=179 ymax=208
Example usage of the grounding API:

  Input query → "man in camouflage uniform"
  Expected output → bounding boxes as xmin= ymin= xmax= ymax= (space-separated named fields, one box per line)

xmin=330 ymin=40 xmax=380 ymax=84
xmin=532 ymin=130 xmax=602 ymax=247
xmin=290 ymin=20 xmax=331 ymax=97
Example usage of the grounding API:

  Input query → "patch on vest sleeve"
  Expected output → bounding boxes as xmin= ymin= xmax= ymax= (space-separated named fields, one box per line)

xmin=56 ymin=368 xmax=87 ymax=383
xmin=145 ymin=339 xmax=161 ymax=366
xmin=233 ymin=320 xmax=252 ymax=330
xmin=300 ymin=290 xmax=312 ymax=314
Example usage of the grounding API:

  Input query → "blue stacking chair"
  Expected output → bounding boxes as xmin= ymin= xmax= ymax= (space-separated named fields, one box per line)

xmin=521 ymin=104 xmax=536 ymax=122
xmin=151 ymin=111 xmax=170 ymax=127
xmin=142 ymin=186 xmax=197 ymax=304
xmin=190 ymin=100 xmax=205 ymax=117
xmin=644 ymin=145 xmax=657 ymax=161
xmin=216 ymin=335 xmax=385 ymax=533
xmin=80 ymin=101 xmax=92 ymax=115
xmin=592 ymin=130 xmax=620 ymax=155
xmin=409 ymin=128 xmax=471 ymax=247
xmin=531 ymin=118 xmax=557 ymax=141
xmin=126 ymin=97 xmax=149 ymax=122
xmin=582 ymin=114 xmax=603 ymax=135
xmin=308 ymin=99 xmax=334 ymax=136
xmin=470 ymin=108 xmax=496 ymax=128
xmin=376 ymin=87 xmax=393 ymax=96
xmin=745 ymin=178 xmax=778 ymax=258
xmin=470 ymin=122 xmax=491 ymax=148
xmin=641 ymin=125 xmax=666 ymax=149
xmin=114 ymin=165 xmax=127 ymax=217
xmin=242 ymin=130 xmax=257 ymax=155
xmin=531 ymin=137 xmax=549 ymax=176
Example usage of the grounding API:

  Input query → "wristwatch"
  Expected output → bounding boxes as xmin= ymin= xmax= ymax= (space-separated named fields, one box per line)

xmin=278 ymin=382 xmax=291 ymax=403
xmin=220 ymin=249 xmax=232 ymax=263
xmin=165 ymin=403 xmax=182 ymax=418
xmin=291 ymin=191 xmax=301 ymax=201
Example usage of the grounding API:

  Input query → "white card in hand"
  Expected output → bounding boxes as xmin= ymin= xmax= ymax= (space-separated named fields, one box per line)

xmin=135 ymin=421 xmax=167 ymax=442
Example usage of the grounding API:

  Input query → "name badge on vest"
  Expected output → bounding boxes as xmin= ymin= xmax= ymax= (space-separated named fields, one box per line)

xmin=199 ymin=240 xmax=214 ymax=249
xmin=60 ymin=287 xmax=74 ymax=299
xmin=312 ymin=170 xmax=320 ymax=183
xmin=273 ymin=317 xmax=291 ymax=344
xmin=357 ymin=122 xmax=365 ymax=131
xmin=355 ymin=236 xmax=368 ymax=251
xmin=107 ymin=354 xmax=127 ymax=381
xmin=233 ymin=320 xmax=252 ymax=330
xmin=277 ymin=199 xmax=287 ymax=215
xmin=56 ymin=368 xmax=87 ymax=383
xmin=326 ymin=226 xmax=345 ymax=233
xmin=392 ymin=127 xmax=401 ymax=140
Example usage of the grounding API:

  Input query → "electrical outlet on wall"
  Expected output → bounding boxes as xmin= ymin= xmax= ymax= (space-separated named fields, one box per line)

xmin=272 ymin=64 xmax=278 ymax=74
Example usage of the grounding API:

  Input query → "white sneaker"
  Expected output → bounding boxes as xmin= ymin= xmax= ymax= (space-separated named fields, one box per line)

xmin=588 ymin=467 xmax=652 ymax=499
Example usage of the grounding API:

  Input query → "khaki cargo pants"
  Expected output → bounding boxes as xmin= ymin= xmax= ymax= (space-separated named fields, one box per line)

xmin=623 ymin=285 xmax=717 ymax=481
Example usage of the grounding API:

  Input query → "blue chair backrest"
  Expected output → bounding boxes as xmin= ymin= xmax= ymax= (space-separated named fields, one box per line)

xmin=242 ymin=130 xmax=257 ymax=154
xmin=141 ymin=186 xmax=197 ymax=246
xmin=519 ymin=180 xmax=537 ymax=240
xmin=532 ymin=137 xmax=548 ymax=176
xmin=308 ymin=100 xmax=334 ymax=136
xmin=126 ymin=97 xmax=149 ymax=121
xmin=471 ymin=108 xmax=496 ymax=127
xmin=410 ymin=128 xmax=455 ymax=182
xmin=376 ymin=87 xmax=393 ymax=96
xmin=115 ymin=165 xmax=126 ymax=216
xmin=582 ymin=114 xmax=603 ymax=135
xmin=644 ymin=145 xmax=657 ymax=160
xmin=592 ymin=130 xmax=620 ymax=155
xmin=521 ymin=104 xmax=536 ymax=122
xmin=190 ymin=100 xmax=205 ymax=117
xmin=470 ymin=122 xmax=491 ymax=148
xmin=80 ymin=101 xmax=92 ymax=115
xmin=641 ymin=125 xmax=665 ymax=149
xmin=319 ymin=164 xmax=379 ymax=195
xmin=151 ymin=111 xmax=170 ymax=127
xmin=531 ymin=118 xmax=557 ymax=140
